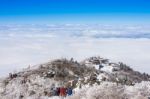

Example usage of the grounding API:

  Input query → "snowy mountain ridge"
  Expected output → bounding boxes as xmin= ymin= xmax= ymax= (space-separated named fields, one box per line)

xmin=0 ymin=56 xmax=150 ymax=99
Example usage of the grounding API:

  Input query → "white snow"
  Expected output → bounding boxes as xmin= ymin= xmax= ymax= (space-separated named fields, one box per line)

xmin=101 ymin=64 xmax=114 ymax=73
xmin=93 ymin=64 xmax=99 ymax=70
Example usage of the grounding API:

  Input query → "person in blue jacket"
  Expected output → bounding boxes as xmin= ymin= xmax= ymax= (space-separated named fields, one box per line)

xmin=67 ymin=87 xmax=73 ymax=96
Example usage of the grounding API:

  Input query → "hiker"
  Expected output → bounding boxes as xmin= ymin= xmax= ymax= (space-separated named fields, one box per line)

xmin=12 ymin=73 xmax=18 ymax=78
xmin=99 ymin=64 xmax=103 ymax=70
xmin=60 ymin=86 xmax=67 ymax=97
xmin=50 ymin=84 xmax=56 ymax=96
xmin=9 ymin=73 xmax=13 ymax=79
xmin=50 ymin=87 xmax=54 ymax=96
xmin=56 ymin=87 xmax=60 ymax=96
xmin=9 ymin=73 xmax=18 ymax=79
xmin=67 ymin=87 xmax=73 ymax=96
xmin=52 ymin=87 xmax=60 ymax=96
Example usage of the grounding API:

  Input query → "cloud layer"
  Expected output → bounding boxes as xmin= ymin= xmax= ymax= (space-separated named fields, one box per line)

xmin=0 ymin=24 xmax=150 ymax=38
xmin=0 ymin=24 xmax=150 ymax=76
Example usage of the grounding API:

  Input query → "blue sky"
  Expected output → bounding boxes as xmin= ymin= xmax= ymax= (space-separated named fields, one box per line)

xmin=0 ymin=0 xmax=150 ymax=23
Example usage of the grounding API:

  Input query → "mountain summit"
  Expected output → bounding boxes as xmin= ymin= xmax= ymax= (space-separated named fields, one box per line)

xmin=0 ymin=56 xmax=150 ymax=99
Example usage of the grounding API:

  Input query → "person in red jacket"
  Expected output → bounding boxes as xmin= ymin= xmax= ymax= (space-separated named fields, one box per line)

xmin=59 ymin=86 xmax=67 ymax=97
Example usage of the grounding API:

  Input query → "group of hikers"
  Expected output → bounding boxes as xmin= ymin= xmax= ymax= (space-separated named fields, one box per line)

xmin=9 ymin=73 xmax=18 ymax=79
xmin=44 ymin=86 xmax=73 ymax=97
xmin=43 ymin=79 xmax=81 ymax=97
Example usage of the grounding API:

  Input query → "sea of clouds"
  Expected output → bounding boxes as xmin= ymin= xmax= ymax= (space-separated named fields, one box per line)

xmin=0 ymin=24 xmax=150 ymax=76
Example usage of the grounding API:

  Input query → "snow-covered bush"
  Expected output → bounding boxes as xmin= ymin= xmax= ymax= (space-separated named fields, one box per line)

xmin=63 ymin=82 xmax=150 ymax=99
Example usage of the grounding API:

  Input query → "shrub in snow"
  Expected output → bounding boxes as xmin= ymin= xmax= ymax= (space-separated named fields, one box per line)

xmin=64 ymin=82 xmax=150 ymax=99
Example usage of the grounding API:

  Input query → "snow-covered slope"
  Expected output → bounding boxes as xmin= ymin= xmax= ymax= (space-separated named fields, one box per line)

xmin=0 ymin=56 xmax=150 ymax=99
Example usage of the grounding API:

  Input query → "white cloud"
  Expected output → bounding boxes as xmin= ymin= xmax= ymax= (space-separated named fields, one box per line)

xmin=0 ymin=24 xmax=150 ymax=76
